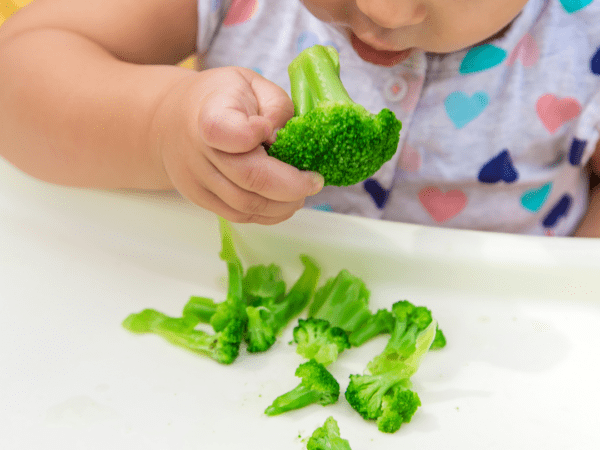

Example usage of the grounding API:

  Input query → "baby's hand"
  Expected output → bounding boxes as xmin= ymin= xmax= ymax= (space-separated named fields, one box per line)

xmin=152 ymin=67 xmax=323 ymax=225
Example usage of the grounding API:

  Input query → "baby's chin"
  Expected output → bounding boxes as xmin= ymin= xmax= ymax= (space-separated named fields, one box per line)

xmin=349 ymin=32 xmax=413 ymax=67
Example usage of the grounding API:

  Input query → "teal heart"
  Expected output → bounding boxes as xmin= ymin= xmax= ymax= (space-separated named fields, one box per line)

xmin=445 ymin=91 xmax=489 ymax=129
xmin=521 ymin=183 xmax=552 ymax=212
xmin=459 ymin=44 xmax=507 ymax=74
xmin=559 ymin=0 xmax=593 ymax=13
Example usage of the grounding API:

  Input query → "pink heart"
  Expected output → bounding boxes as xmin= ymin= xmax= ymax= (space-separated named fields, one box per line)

xmin=399 ymin=144 xmax=421 ymax=172
xmin=536 ymin=94 xmax=582 ymax=134
xmin=507 ymin=33 xmax=539 ymax=67
xmin=223 ymin=0 xmax=258 ymax=26
xmin=418 ymin=187 xmax=467 ymax=223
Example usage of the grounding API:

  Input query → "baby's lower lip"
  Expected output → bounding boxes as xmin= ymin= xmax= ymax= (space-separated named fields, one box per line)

xmin=350 ymin=32 xmax=412 ymax=67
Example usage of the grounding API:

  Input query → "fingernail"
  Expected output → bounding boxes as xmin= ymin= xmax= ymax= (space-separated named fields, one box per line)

xmin=269 ymin=128 xmax=281 ymax=144
xmin=309 ymin=172 xmax=324 ymax=195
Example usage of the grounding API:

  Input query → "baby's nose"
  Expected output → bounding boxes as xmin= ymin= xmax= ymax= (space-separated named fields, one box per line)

xmin=355 ymin=0 xmax=426 ymax=29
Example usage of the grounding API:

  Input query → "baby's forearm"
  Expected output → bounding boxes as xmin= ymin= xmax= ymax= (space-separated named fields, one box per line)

xmin=0 ymin=27 xmax=193 ymax=189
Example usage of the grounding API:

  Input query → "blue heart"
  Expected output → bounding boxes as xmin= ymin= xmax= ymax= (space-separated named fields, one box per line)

xmin=312 ymin=203 xmax=333 ymax=212
xmin=445 ymin=91 xmax=489 ymax=129
xmin=591 ymin=46 xmax=600 ymax=75
xmin=478 ymin=150 xmax=519 ymax=184
xmin=521 ymin=183 xmax=552 ymax=212
xmin=542 ymin=194 xmax=573 ymax=228
xmin=560 ymin=0 xmax=593 ymax=13
xmin=459 ymin=44 xmax=507 ymax=74
xmin=569 ymin=138 xmax=587 ymax=166
xmin=363 ymin=178 xmax=390 ymax=209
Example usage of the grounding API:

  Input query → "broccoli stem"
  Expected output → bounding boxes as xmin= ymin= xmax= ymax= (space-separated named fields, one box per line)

xmin=183 ymin=296 xmax=217 ymax=323
xmin=289 ymin=45 xmax=354 ymax=116
xmin=264 ymin=385 xmax=325 ymax=416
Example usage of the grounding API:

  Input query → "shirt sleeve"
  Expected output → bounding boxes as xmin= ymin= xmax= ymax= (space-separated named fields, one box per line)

xmin=196 ymin=0 xmax=230 ymax=54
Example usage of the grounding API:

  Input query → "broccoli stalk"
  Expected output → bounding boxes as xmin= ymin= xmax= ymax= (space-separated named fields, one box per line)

xmin=347 ymin=308 xmax=395 ymax=347
xmin=245 ymin=255 xmax=320 ymax=353
xmin=292 ymin=318 xmax=350 ymax=366
xmin=307 ymin=416 xmax=353 ymax=450
xmin=264 ymin=359 xmax=340 ymax=416
xmin=267 ymin=45 xmax=402 ymax=186
xmin=308 ymin=269 xmax=372 ymax=333
xmin=122 ymin=309 xmax=244 ymax=365
xmin=344 ymin=302 xmax=439 ymax=433
xmin=208 ymin=218 xmax=247 ymax=334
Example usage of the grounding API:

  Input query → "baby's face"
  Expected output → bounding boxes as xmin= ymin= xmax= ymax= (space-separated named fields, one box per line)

xmin=300 ymin=0 xmax=530 ymax=65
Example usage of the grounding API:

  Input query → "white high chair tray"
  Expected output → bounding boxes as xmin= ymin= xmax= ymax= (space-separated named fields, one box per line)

xmin=1 ymin=158 xmax=599 ymax=450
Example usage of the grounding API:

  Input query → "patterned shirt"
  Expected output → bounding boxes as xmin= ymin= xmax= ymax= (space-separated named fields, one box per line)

xmin=197 ymin=0 xmax=600 ymax=236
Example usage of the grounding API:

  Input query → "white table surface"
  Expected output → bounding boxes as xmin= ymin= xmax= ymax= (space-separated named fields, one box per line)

xmin=2 ymin=157 xmax=600 ymax=450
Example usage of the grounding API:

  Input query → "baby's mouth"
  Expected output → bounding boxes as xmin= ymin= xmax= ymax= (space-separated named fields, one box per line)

xmin=350 ymin=32 xmax=412 ymax=67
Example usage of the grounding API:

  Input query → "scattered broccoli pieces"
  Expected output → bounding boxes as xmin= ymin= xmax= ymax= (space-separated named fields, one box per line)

xmin=122 ymin=309 xmax=244 ymax=365
xmin=308 ymin=269 xmax=372 ymax=334
xmin=292 ymin=318 xmax=350 ymax=366
xmin=267 ymin=44 xmax=402 ymax=186
xmin=264 ymin=359 xmax=340 ymax=416
xmin=245 ymin=255 xmax=320 ymax=353
xmin=347 ymin=308 xmax=395 ymax=347
xmin=307 ymin=416 xmax=352 ymax=450
xmin=345 ymin=319 xmax=438 ymax=433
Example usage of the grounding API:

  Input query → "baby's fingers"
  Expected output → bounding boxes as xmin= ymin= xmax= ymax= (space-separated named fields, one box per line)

xmin=199 ymin=103 xmax=273 ymax=154
xmin=210 ymin=145 xmax=324 ymax=202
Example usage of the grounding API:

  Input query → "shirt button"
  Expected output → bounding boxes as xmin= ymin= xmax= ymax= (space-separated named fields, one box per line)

xmin=384 ymin=77 xmax=408 ymax=102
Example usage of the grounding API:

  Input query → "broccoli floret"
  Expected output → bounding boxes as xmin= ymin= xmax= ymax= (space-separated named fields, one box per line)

xmin=122 ymin=309 xmax=244 ymax=365
xmin=308 ymin=269 xmax=372 ymax=333
xmin=347 ymin=308 xmax=395 ymax=347
xmin=366 ymin=300 xmax=439 ymax=375
xmin=344 ymin=318 xmax=437 ymax=433
xmin=267 ymin=45 xmax=402 ymax=186
xmin=306 ymin=416 xmax=352 ymax=450
xmin=264 ymin=359 xmax=339 ymax=416
xmin=292 ymin=318 xmax=350 ymax=366
xmin=245 ymin=255 xmax=320 ymax=353
xmin=345 ymin=372 xmax=421 ymax=433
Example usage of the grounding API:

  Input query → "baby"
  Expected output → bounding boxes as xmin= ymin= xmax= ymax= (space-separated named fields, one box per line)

xmin=0 ymin=0 xmax=599 ymax=236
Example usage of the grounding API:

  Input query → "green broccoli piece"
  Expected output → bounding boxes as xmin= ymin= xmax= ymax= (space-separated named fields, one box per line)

xmin=208 ymin=218 xmax=247 ymax=334
xmin=183 ymin=296 xmax=218 ymax=324
xmin=243 ymin=263 xmax=287 ymax=307
xmin=430 ymin=326 xmax=447 ymax=350
xmin=366 ymin=300 xmax=440 ymax=375
xmin=345 ymin=373 xmax=421 ymax=433
xmin=267 ymin=44 xmax=402 ymax=186
xmin=347 ymin=308 xmax=395 ymax=347
xmin=308 ymin=269 xmax=372 ymax=333
xmin=344 ymin=319 xmax=437 ymax=433
xmin=306 ymin=416 xmax=352 ymax=450
xmin=292 ymin=318 xmax=350 ymax=366
xmin=122 ymin=309 xmax=244 ymax=365
xmin=264 ymin=359 xmax=340 ymax=416
xmin=245 ymin=255 xmax=320 ymax=353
